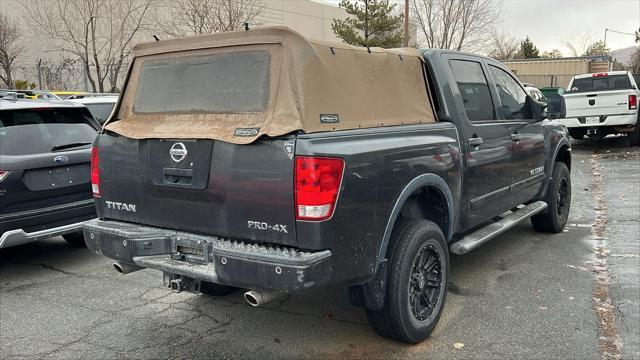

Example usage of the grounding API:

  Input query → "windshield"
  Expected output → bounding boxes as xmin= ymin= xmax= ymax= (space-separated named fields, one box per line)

xmin=85 ymin=102 xmax=115 ymax=124
xmin=569 ymin=74 xmax=632 ymax=93
xmin=0 ymin=108 xmax=97 ymax=156
xmin=133 ymin=50 xmax=270 ymax=114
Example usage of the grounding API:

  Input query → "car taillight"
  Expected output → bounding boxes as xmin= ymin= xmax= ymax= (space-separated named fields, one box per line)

xmin=629 ymin=94 xmax=637 ymax=110
xmin=295 ymin=156 xmax=344 ymax=221
xmin=592 ymin=73 xmax=608 ymax=77
xmin=0 ymin=171 xmax=9 ymax=182
xmin=91 ymin=146 xmax=100 ymax=197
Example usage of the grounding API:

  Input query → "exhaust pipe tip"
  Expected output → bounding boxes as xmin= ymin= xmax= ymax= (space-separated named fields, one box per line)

xmin=244 ymin=291 xmax=260 ymax=307
xmin=243 ymin=290 xmax=284 ymax=307
xmin=112 ymin=261 xmax=142 ymax=274
xmin=113 ymin=262 xmax=125 ymax=273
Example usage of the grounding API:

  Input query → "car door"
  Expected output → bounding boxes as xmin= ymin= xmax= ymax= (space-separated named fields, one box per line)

xmin=445 ymin=56 xmax=513 ymax=228
xmin=487 ymin=64 xmax=546 ymax=206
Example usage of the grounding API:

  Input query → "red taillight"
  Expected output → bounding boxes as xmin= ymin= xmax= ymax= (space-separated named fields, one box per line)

xmin=295 ymin=156 xmax=344 ymax=221
xmin=592 ymin=73 xmax=608 ymax=77
xmin=91 ymin=147 xmax=100 ymax=197
xmin=629 ymin=94 xmax=637 ymax=110
xmin=0 ymin=170 xmax=9 ymax=182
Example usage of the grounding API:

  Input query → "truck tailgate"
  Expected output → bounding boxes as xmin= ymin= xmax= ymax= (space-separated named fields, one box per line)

xmin=564 ymin=90 xmax=632 ymax=117
xmin=95 ymin=134 xmax=297 ymax=246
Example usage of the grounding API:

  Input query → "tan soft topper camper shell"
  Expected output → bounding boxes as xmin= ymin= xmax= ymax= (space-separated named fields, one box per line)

xmin=106 ymin=27 xmax=436 ymax=144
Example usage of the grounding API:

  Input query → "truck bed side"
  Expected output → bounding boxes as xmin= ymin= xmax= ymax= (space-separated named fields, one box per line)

xmin=294 ymin=123 xmax=462 ymax=283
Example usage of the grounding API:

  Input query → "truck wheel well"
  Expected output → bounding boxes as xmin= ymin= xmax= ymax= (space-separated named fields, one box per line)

xmin=555 ymin=145 xmax=571 ymax=171
xmin=398 ymin=187 xmax=449 ymax=240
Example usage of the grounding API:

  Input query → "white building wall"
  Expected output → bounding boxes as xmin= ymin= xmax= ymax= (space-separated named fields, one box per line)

xmin=259 ymin=0 xmax=347 ymax=42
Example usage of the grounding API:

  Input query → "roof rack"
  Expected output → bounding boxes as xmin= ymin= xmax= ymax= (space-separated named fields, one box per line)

xmin=67 ymin=92 xmax=119 ymax=100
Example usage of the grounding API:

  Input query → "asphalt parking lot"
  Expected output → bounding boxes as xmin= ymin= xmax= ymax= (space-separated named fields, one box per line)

xmin=1 ymin=137 xmax=638 ymax=359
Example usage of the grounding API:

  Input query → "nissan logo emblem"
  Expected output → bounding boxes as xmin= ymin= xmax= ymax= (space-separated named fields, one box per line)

xmin=169 ymin=142 xmax=188 ymax=163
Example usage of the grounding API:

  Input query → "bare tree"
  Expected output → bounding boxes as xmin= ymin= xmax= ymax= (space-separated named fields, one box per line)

xmin=410 ymin=0 xmax=501 ymax=52
xmin=560 ymin=33 xmax=593 ymax=57
xmin=21 ymin=0 xmax=156 ymax=93
xmin=154 ymin=0 xmax=264 ymax=37
xmin=0 ymin=12 xmax=23 ymax=88
xmin=487 ymin=32 xmax=520 ymax=60
xmin=38 ymin=58 xmax=82 ymax=90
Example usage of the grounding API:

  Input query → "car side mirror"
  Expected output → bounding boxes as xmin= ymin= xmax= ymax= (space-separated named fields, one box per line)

xmin=545 ymin=94 xmax=566 ymax=120
xmin=526 ymin=95 xmax=547 ymax=122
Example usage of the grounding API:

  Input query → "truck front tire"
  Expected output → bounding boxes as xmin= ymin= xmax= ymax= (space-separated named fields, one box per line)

xmin=531 ymin=162 xmax=571 ymax=233
xmin=366 ymin=219 xmax=449 ymax=343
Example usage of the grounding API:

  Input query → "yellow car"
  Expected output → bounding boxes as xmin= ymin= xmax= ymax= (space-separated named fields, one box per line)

xmin=49 ymin=91 xmax=85 ymax=100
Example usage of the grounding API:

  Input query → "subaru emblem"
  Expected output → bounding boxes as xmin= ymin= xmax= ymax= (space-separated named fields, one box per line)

xmin=53 ymin=155 xmax=69 ymax=164
xmin=169 ymin=142 xmax=188 ymax=163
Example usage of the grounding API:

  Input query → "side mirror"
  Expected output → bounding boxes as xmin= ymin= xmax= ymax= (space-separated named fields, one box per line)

xmin=526 ymin=95 xmax=547 ymax=122
xmin=546 ymin=93 xmax=566 ymax=120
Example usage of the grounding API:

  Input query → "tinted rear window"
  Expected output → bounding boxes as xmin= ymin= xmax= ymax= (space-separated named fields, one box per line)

xmin=0 ymin=108 xmax=97 ymax=156
xmin=134 ymin=51 xmax=270 ymax=114
xmin=569 ymin=74 xmax=632 ymax=93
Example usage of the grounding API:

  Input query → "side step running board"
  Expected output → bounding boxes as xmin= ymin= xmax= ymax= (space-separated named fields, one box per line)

xmin=449 ymin=201 xmax=548 ymax=255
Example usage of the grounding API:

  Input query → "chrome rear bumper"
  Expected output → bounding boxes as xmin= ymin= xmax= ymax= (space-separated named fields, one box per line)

xmin=0 ymin=221 xmax=85 ymax=249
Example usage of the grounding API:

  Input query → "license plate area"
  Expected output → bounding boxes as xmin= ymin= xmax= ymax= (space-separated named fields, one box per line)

xmin=585 ymin=116 xmax=600 ymax=124
xmin=172 ymin=237 xmax=210 ymax=264
xmin=23 ymin=164 xmax=90 ymax=191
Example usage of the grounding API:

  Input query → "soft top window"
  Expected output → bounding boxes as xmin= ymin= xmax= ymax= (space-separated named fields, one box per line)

xmin=133 ymin=50 xmax=270 ymax=114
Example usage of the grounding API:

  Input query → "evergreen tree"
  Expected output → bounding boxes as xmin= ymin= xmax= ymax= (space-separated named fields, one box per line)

xmin=331 ymin=0 xmax=404 ymax=48
xmin=519 ymin=37 xmax=540 ymax=58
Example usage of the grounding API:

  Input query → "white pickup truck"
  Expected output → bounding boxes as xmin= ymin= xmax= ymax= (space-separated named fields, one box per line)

xmin=560 ymin=71 xmax=639 ymax=145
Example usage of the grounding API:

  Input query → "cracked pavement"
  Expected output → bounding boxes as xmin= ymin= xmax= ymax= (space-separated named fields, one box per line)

xmin=1 ymin=137 xmax=638 ymax=359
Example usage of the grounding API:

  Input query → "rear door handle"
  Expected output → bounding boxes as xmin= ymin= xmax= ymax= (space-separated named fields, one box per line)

xmin=511 ymin=133 xmax=523 ymax=141
xmin=468 ymin=137 xmax=483 ymax=146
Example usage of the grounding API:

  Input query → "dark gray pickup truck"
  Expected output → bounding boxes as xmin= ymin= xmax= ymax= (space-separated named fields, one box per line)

xmin=84 ymin=27 xmax=571 ymax=343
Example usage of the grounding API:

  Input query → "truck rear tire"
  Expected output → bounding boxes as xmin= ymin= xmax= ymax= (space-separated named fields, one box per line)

xmin=366 ymin=219 xmax=449 ymax=343
xmin=63 ymin=232 xmax=86 ymax=247
xmin=199 ymin=281 xmax=239 ymax=296
xmin=629 ymin=122 xmax=640 ymax=146
xmin=531 ymin=162 xmax=571 ymax=233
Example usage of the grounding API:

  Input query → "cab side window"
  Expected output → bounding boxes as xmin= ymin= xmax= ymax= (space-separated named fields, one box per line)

xmin=449 ymin=60 xmax=495 ymax=122
xmin=488 ymin=65 xmax=528 ymax=120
